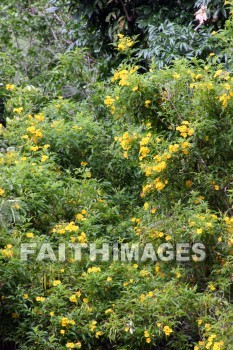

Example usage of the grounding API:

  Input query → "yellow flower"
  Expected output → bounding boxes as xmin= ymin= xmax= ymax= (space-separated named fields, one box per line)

xmin=95 ymin=331 xmax=102 ymax=338
xmin=154 ymin=178 xmax=167 ymax=191
xmin=0 ymin=188 xmax=5 ymax=196
xmin=145 ymin=100 xmax=151 ymax=108
xmin=23 ymin=294 xmax=28 ymax=299
xmin=27 ymin=126 xmax=36 ymax=133
xmin=144 ymin=330 xmax=150 ymax=338
xmin=154 ymin=161 xmax=167 ymax=173
xmin=214 ymin=185 xmax=219 ymax=191
xmin=195 ymin=74 xmax=202 ymax=80
xmin=77 ymin=232 xmax=87 ymax=243
xmin=144 ymin=202 xmax=149 ymax=210
xmin=26 ymin=232 xmax=34 ymax=238
xmin=69 ymin=295 xmax=78 ymax=303
xmin=2 ymin=248 xmax=13 ymax=258
xmin=53 ymin=280 xmax=61 ymax=286
xmin=75 ymin=341 xmax=82 ymax=348
xmin=107 ymin=277 xmax=112 ymax=282
xmin=105 ymin=308 xmax=114 ymax=314
xmin=76 ymin=213 xmax=85 ymax=221
xmin=104 ymin=96 xmax=115 ymax=106
xmin=146 ymin=338 xmax=151 ymax=343
xmin=164 ymin=153 xmax=171 ymax=159
xmin=34 ymin=113 xmax=45 ymax=122
xmin=60 ymin=329 xmax=65 ymax=335
xmin=6 ymin=84 xmax=15 ymax=91
xmin=204 ymin=323 xmax=211 ymax=331
xmin=196 ymin=228 xmax=203 ymax=235
xmin=117 ymin=36 xmax=134 ymax=51
xmin=58 ymin=228 xmax=66 ymax=235
xmin=49 ymin=311 xmax=54 ymax=316
xmin=41 ymin=155 xmax=49 ymax=162
xmin=81 ymin=161 xmax=87 ymax=166
xmin=65 ymin=222 xmax=79 ymax=232
xmin=181 ymin=141 xmax=190 ymax=149
xmin=123 ymin=151 xmax=128 ymax=159
xmin=139 ymin=294 xmax=146 ymax=302
xmin=140 ymin=134 xmax=151 ymax=146
xmin=173 ymin=73 xmax=180 ymax=79
xmin=30 ymin=146 xmax=39 ymax=152
xmin=61 ymin=317 xmax=70 ymax=327
xmin=155 ymin=264 xmax=160 ymax=273
xmin=165 ymin=235 xmax=172 ymax=241
xmin=36 ymin=296 xmax=45 ymax=302
xmin=66 ymin=343 xmax=75 ymax=349
xmin=67 ymin=319 xmax=76 ymax=326
xmin=188 ymin=128 xmax=194 ymax=136
xmin=139 ymin=146 xmax=150 ymax=160
xmin=212 ymin=341 xmax=224 ymax=350
xmin=223 ymin=83 xmax=231 ymax=90
xmin=219 ymin=93 xmax=230 ymax=107
xmin=190 ymin=83 xmax=195 ymax=88
xmin=186 ymin=180 xmax=191 ymax=188
xmin=132 ymin=86 xmax=138 ymax=91
xmin=208 ymin=284 xmax=216 ymax=291
xmin=89 ymin=320 xmax=97 ymax=331
xmin=163 ymin=325 xmax=173 ymax=336
xmin=13 ymin=107 xmax=23 ymax=114
xmin=140 ymin=269 xmax=150 ymax=277
xmin=214 ymin=70 xmax=222 ymax=77
xmin=87 ymin=266 xmax=101 ymax=273
xmin=83 ymin=298 xmax=89 ymax=304
xmin=61 ymin=317 xmax=68 ymax=327
xmin=169 ymin=144 xmax=179 ymax=153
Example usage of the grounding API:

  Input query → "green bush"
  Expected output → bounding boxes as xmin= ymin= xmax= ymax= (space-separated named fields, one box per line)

xmin=0 ymin=3 xmax=233 ymax=350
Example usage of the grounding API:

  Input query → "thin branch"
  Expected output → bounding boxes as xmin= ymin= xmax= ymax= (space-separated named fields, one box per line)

xmin=119 ymin=0 xmax=133 ymax=22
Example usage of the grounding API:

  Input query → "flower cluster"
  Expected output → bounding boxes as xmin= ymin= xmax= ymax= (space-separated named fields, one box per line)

xmin=117 ymin=34 xmax=134 ymax=52
xmin=111 ymin=66 xmax=139 ymax=86
xmin=176 ymin=121 xmax=194 ymax=138
xmin=87 ymin=266 xmax=101 ymax=274
xmin=115 ymin=131 xmax=138 ymax=159
xmin=61 ymin=317 xmax=76 ymax=327
xmin=65 ymin=342 xmax=81 ymax=349
xmin=1 ymin=244 xmax=14 ymax=258
xmin=52 ymin=222 xmax=79 ymax=234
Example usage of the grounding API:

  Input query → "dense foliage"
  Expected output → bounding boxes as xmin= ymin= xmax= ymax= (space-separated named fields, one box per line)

xmin=65 ymin=0 xmax=228 ymax=66
xmin=0 ymin=0 xmax=232 ymax=350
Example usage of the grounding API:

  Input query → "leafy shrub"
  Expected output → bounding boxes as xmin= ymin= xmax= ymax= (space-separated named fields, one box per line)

xmin=0 ymin=3 xmax=233 ymax=350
